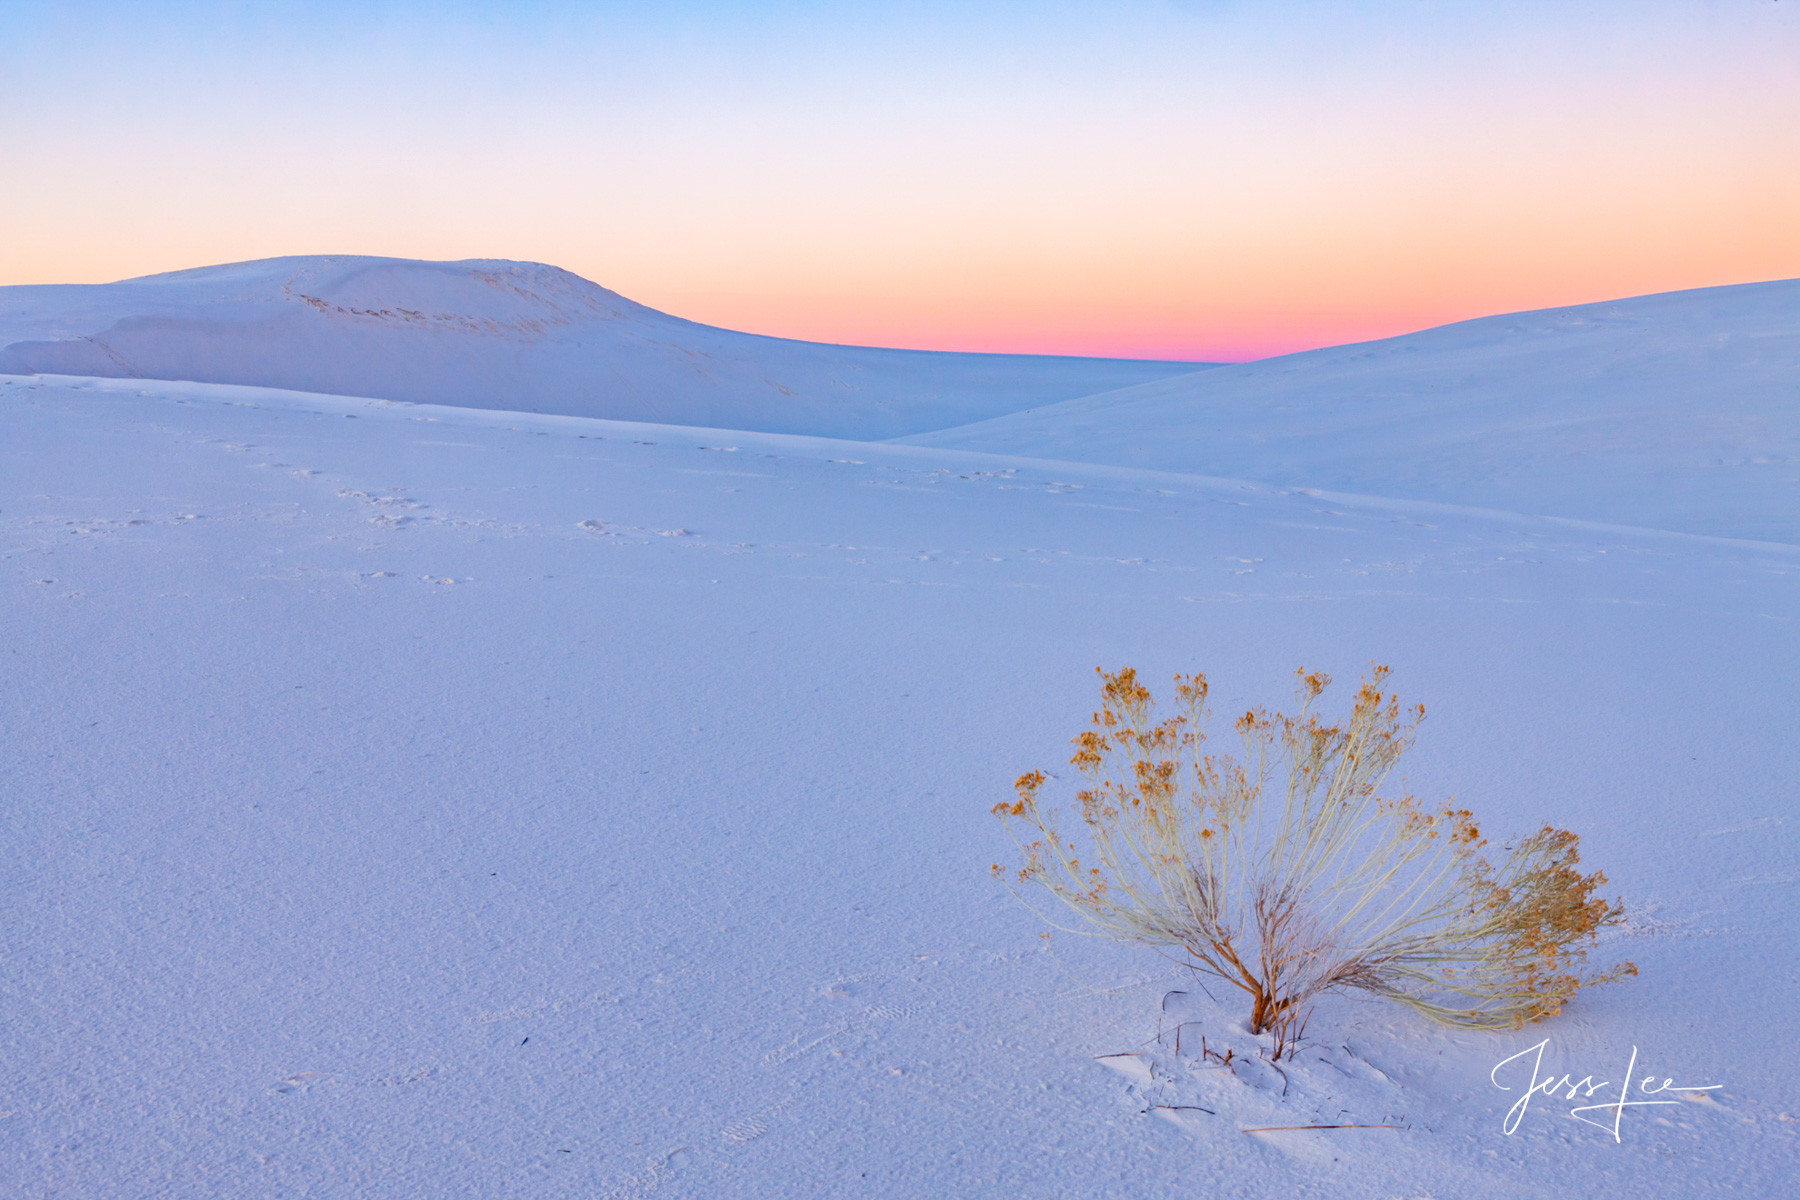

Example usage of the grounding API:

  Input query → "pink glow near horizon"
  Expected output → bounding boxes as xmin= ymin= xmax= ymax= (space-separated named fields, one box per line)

xmin=644 ymin=301 xmax=1445 ymax=362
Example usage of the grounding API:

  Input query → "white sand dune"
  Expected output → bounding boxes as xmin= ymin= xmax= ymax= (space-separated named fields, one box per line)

xmin=0 ymin=255 xmax=1208 ymax=440
xmin=904 ymin=279 xmax=1800 ymax=542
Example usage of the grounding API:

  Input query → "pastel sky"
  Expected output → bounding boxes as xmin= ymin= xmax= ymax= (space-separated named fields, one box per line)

xmin=4 ymin=0 xmax=1798 ymax=361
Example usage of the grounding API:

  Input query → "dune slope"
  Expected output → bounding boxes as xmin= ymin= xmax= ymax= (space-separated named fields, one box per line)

xmin=904 ymin=280 xmax=1800 ymax=542
xmin=0 ymin=256 xmax=1208 ymax=439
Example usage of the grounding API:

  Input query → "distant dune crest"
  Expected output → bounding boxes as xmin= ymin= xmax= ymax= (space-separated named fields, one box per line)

xmin=4 ymin=257 xmax=1796 ymax=541
xmin=0 ymin=255 xmax=1208 ymax=439
xmin=260 ymin=257 xmax=672 ymax=338
xmin=906 ymin=277 xmax=1800 ymax=543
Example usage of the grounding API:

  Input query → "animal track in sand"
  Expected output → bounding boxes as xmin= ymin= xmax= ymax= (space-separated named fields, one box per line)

xmin=720 ymin=1116 xmax=770 ymax=1143
xmin=762 ymin=1024 xmax=850 ymax=1066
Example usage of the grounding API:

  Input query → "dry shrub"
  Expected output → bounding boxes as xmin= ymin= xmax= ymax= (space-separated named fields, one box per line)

xmin=992 ymin=666 xmax=1636 ymax=1032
